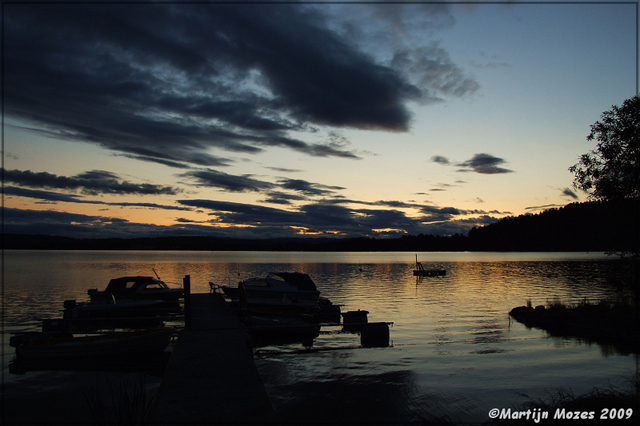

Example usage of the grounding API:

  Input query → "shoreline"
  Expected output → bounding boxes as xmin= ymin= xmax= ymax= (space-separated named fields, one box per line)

xmin=509 ymin=299 xmax=640 ymax=355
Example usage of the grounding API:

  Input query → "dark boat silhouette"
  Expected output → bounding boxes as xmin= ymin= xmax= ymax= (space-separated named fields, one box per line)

xmin=88 ymin=276 xmax=183 ymax=303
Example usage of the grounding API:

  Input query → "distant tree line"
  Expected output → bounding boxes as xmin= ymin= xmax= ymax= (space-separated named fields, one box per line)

xmin=4 ymin=198 xmax=638 ymax=252
xmin=466 ymin=198 xmax=638 ymax=252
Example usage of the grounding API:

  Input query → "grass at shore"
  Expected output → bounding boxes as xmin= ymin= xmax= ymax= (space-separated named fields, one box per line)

xmin=82 ymin=373 xmax=155 ymax=425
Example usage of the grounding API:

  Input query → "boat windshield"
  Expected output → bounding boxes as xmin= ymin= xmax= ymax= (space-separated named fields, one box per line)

xmin=144 ymin=282 xmax=166 ymax=290
xmin=269 ymin=272 xmax=318 ymax=291
xmin=268 ymin=274 xmax=287 ymax=283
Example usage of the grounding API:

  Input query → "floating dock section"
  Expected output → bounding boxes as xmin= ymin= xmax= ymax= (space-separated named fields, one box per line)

xmin=147 ymin=288 xmax=275 ymax=424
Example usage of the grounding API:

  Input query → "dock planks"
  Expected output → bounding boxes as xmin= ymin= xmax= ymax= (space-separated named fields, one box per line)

xmin=147 ymin=293 xmax=275 ymax=424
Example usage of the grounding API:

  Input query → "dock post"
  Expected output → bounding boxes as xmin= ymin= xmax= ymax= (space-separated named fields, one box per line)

xmin=184 ymin=275 xmax=192 ymax=329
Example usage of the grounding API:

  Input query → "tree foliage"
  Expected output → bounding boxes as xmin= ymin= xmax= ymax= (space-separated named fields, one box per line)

xmin=570 ymin=95 xmax=640 ymax=201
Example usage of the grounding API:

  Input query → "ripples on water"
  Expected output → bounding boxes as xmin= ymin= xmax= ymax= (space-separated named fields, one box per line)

xmin=3 ymin=251 xmax=636 ymax=423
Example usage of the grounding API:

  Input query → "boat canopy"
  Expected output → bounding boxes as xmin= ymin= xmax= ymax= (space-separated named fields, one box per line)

xmin=104 ymin=276 xmax=167 ymax=293
xmin=269 ymin=272 xmax=318 ymax=292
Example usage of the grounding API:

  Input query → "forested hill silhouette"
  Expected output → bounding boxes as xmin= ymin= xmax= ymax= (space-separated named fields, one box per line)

xmin=4 ymin=198 xmax=638 ymax=251
xmin=466 ymin=198 xmax=638 ymax=252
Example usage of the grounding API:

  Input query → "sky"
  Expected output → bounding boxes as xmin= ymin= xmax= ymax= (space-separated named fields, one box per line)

xmin=2 ymin=1 xmax=637 ymax=240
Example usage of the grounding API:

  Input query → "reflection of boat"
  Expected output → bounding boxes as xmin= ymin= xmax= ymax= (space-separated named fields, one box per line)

xmin=413 ymin=255 xmax=446 ymax=277
xmin=10 ymin=327 xmax=174 ymax=360
xmin=63 ymin=298 xmax=180 ymax=319
xmin=9 ymin=349 xmax=171 ymax=375
xmin=88 ymin=276 xmax=183 ymax=302
xmin=221 ymin=272 xmax=321 ymax=308
xmin=43 ymin=317 xmax=165 ymax=334
xmin=243 ymin=315 xmax=320 ymax=347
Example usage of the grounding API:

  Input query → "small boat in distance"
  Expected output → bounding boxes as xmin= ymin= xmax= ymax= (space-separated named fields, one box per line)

xmin=88 ymin=276 xmax=183 ymax=302
xmin=413 ymin=255 xmax=446 ymax=277
xmin=220 ymin=272 xmax=321 ymax=309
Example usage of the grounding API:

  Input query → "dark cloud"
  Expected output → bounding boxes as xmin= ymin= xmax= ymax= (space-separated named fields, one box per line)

xmin=179 ymin=170 xmax=349 ymax=199
xmin=429 ymin=183 xmax=457 ymax=192
xmin=2 ymin=207 xmax=200 ymax=239
xmin=431 ymin=155 xmax=450 ymax=165
xmin=456 ymin=153 xmax=513 ymax=174
xmin=391 ymin=44 xmax=480 ymax=102
xmin=176 ymin=199 xmax=358 ymax=233
xmin=106 ymin=201 xmax=190 ymax=211
xmin=3 ymin=207 xmax=130 ymax=238
xmin=174 ymin=198 xmax=502 ymax=237
xmin=561 ymin=188 xmax=579 ymax=199
xmin=419 ymin=205 xmax=462 ymax=222
xmin=3 ymin=168 xmax=180 ymax=195
xmin=179 ymin=169 xmax=275 ymax=193
xmin=314 ymin=198 xmax=512 ymax=222
xmin=116 ymin=154 xmax=223 ymax=169
xmin=4 ymin=193 xmax=503 ymax=239
xmin=421 ymin=205 xmax=462 ymax=215
xmin=371 ymin=200 xmax=417 ymax=208
xmin=265 ymin=167 xmax=303 ymax=174
xmin=356 ymin=208 xmax=421 ymax=232
xmin=3 ymin=3 xmax=474 ymax=167
xmin=4 ymin=186 xmax=88 ymax=204
xmin=2 ymin=207 xmax=302 ymax=239
xmin=525 ymin=204 xmax=565 ymax=212
xmin=299 ymin=204 xmax=361 ymax=229
xmin=4 ymin=186 xmax=191 ymax=211
xmin=431 ymin=153 xmax=513 ymax=174
xmin=261 ymin=192 xmax=308 ymax=205
xmin=277 ymin=178 xmax=345 ymax=197
xmin=177 ymin=199 xmax=302 ymax=226
xmin=305 ymin=143 xmax=361 ymax=159
xmin=175 ymin=218 xmax=204 ymax=224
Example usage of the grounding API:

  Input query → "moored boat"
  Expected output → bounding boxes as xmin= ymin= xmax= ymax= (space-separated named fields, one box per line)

xmin=88 ymin=276 xmax=183 ymax=302
xmin=413 ymin=255 xmax=446 ymax=277
xmin=413 ymin=268 xmax=446 ymax=277
xmin=63 ymin=298 xmax=180 ymax=320
xmin=221 ymin=272 xmax=321 ymax=309
xmin=42 ymin=316 xmax=165 ymax=333
xmin=10 ymin=327 xmax=174 ymax=360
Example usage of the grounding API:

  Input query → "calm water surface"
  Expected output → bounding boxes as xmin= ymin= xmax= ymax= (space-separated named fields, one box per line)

xmin=2 ymin=250 xmax=637 ymax=423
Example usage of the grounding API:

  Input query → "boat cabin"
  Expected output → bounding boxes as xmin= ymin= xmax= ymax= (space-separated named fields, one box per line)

xmin=88 ymin=276 xmax=183 ymax=301
xmin=102 ymin=276 xmax=170 ymax=294
xmin=262 ymin=272 xmax=318 ymax=291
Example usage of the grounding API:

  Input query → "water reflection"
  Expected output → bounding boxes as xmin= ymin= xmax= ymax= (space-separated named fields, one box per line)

xmin=3 ymin=251 xmax=635 ymax=423
xmin=261 ymin=368 xmax=425 ymax=423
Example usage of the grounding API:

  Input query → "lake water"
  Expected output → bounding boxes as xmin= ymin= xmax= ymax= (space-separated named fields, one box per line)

xmin=2 ymin=250 xmax=637 ymax=423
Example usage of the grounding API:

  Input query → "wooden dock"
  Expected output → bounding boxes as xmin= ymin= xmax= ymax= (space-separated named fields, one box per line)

xmin=146 ymin=291 xmax=275 ymax=424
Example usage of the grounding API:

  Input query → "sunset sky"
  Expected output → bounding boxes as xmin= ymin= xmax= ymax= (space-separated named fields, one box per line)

xmin=3 ymin=1 xmax=637 ymax=239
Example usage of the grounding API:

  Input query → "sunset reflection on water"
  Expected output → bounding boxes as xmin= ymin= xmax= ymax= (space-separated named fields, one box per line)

xmin=3 ymin=250 xmax=634 ymax=423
